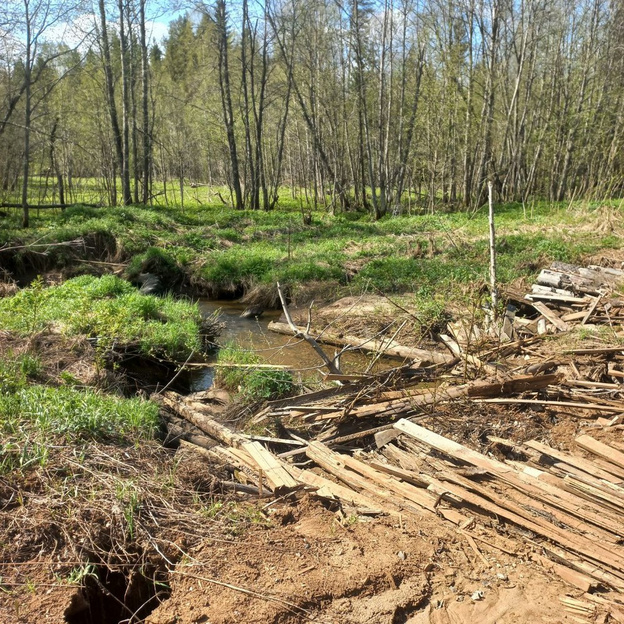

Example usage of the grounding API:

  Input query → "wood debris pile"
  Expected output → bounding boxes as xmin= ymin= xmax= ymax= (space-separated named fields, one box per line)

xmin=506 ymin=261 xmax=624 ymax=338
xmin=159 ymin=262 xmax=624 ymax=620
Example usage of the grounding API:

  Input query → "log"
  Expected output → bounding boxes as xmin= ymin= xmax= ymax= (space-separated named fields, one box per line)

xmin=162 ymin=393 xmax=241 ymax=447
xmin=0 ymin=202 xmax=100 ymax=209
xmin=161 ymin=392 xmax=299 ymax=491
xmin=267 ymin=320 xmax=455 ymax=364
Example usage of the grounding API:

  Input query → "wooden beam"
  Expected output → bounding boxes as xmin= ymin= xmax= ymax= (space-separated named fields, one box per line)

xmin=576 ymin=435 xmax=624 ymax=472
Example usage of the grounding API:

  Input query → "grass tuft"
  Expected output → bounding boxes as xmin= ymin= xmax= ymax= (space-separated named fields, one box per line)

xmin=0 ymin=275 xmax=206 ymax=360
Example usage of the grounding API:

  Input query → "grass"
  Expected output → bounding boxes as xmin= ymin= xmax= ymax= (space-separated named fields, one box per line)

xmin=0 ymin=353 xmax=159 ymax=474
xmin=215 ymin=343 xmax=293 ymax=402
xmin=1 ymin=188 xmax=622 ymax=311
xmin=0 ymin=275 xmax=207 ymax=360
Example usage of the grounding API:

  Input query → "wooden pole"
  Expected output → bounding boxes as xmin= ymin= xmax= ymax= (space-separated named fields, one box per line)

xmin=488 ymin=180 xmax=498 ymax=318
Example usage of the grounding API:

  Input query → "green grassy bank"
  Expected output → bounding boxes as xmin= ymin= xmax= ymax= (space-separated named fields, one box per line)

xmin=1 ymin=198 xmax=621 ymax=309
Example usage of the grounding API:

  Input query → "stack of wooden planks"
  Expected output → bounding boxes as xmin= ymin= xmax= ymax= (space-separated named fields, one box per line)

xmin=505 ymin=261 xmax=624 ymax=337
xmin=158 ymin=261 xmax=624 ymax=617
xmin=163 ymin=385 xmax=624 ymax=613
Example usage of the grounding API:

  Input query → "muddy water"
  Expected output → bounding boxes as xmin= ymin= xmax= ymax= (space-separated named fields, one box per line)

xmin=189 ymin=300 xmax=395 ymax=391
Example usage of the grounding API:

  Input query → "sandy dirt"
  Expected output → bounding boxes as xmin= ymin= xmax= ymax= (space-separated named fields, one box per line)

xmin=144 ymin=495 xmax=572 ymax=624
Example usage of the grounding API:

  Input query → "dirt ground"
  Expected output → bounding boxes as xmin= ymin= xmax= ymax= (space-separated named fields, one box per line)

xmin=145 ymin=493 xmax=575 ymax=624
xmin=0 ymin=436 xmax=583 ymax=624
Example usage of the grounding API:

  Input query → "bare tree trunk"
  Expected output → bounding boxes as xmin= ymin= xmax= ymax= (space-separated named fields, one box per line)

xmin=139 ymin=0 xmax=150 ymax=204
xmin=216 ymin=0 xmax=244 ymax=210
xmin=118 ymin=0 xmax=132 ymax=205
xmin=20 ymin=0 xmax=32 ymax=227
xmin=49 ymin=117 xmax=65 ymax=205
xmin=98 ymin=0 xmax=124 ymax=206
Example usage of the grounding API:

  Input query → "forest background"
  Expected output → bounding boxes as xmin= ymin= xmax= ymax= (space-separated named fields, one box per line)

xmin=2 ymin=0 xmax=623 ymax=228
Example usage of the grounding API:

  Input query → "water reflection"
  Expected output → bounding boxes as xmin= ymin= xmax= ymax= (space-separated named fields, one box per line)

xmin=189 ymin=300 xmax=399 ymax=391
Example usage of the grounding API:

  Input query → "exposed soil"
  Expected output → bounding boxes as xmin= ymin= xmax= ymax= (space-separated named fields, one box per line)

xmin=144 ymin=494 xmax=570 ymax=624
xmin=0 ymin=414 xmax=586 ymax=624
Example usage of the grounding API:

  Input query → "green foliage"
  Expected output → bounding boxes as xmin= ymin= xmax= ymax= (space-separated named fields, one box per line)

xmin=0 ymin=275 xmax=204 ymax=360
xmin=126 ymin=246 xmax=184 ymax=284
xmin=215 ymin=343 xmax=292 ymax=402
xmin=0 ymin=375 xmax=159 ymax=474
xmin=2 ymin=199 xmax=622 ymax=311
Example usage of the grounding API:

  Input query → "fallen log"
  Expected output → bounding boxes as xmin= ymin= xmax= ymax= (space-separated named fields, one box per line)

xmin=0 ymin=202 xmax=100 ymax=209
xmin=267 ymin=320 xmax=455 ymax=365
xmin=161 ymin=392 xmax=241 ymax=447
xmin=311 ymin=373 xmax=561 ymax=421
xmin=160 ymin=392 xmax=298 ymax=491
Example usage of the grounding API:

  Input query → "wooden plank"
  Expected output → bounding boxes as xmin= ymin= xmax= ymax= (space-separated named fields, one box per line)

xmin=561 ymin=311 xmax=588 ymax=322
xmin=576 ymin=435 xmax=624 ymax=471
xmin=532 ymin=553 xmax=596 ymax=592
xmin=563 ymin=379 xmax=621 ymax=390
xmin=307 ymin=442 xmax=439 ymax=513
xmin=241 ymin=441 xmax=299 ymax=490
xmin=581 ymin=296 xmax=602 ymax=325
xmin=527 ymin=293 xmax=589 ymax=305
xmin=286 ymin=465 xmax=382 ymax=512
xmin=525 ymin=440 xmax=624 ymax=484
xmin=563 ymin=476 xmax=624 ymax=514
xmin=304 ymin=442 xmax=427 ymax=517
xmin=565 ymin=347 xmax=624 ymax=355
xmin=414 ymin=469 xmax=624 ymax=579
xmin=395 ymin=420 xmax=624 ymax=538
xmin=528 ymin=301 xmax=570 ymax=331
xmin=532 ymin=541 xmax=624 ymax=592
xmin=241 ymin=434 xmax=305 ymax=446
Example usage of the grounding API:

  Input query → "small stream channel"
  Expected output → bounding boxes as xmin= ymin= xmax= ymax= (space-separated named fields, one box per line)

xmin=187 ymin=300 xmax=396 ymax=391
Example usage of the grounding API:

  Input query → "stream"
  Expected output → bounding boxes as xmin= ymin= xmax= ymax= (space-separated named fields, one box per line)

xmin=187 ymin=300 xmax=396 ymax=391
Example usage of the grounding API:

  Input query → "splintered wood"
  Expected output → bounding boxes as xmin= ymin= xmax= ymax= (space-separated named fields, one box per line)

xmin=508 ymin=261 xmax=624 ymax=336
xmin=159 ymin=261 xmax=624 ymax=616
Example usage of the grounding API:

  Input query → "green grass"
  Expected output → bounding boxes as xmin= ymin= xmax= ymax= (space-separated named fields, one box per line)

xmin=0 ymin=275 xmax=206 ymax=360
xmin=1 ymin=190 xmax=622 ymax=309
xmin=215 ymin=343 xmax=293 ymax=402
xmin=0 ymin=355 xmax=159 ymax=473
